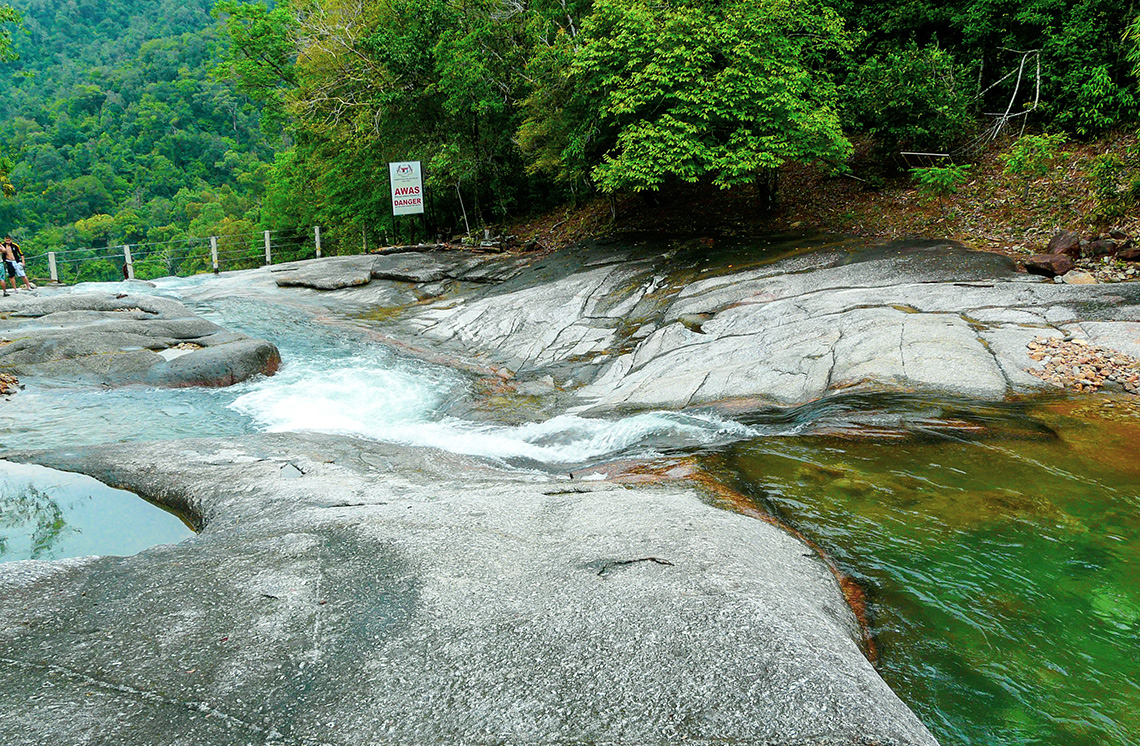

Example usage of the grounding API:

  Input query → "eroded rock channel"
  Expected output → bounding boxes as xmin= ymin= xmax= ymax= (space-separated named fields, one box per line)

xmin=2 ymin=234 xmax=1138 ymax=745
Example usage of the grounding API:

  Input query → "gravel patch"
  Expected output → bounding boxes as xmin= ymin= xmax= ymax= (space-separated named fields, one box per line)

xmin=1027 ymin=337 xmax=1140 ymax=394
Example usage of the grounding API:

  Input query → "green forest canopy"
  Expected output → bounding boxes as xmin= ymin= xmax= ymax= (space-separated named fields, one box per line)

xmin=0 ymin=0 xmax=279 ymax=278
xmin=0 ymin=0 xmax=1138 ymax=276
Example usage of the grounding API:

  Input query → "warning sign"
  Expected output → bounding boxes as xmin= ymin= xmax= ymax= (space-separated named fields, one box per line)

xmin=389 ymin=161 xmax=424 ymax=216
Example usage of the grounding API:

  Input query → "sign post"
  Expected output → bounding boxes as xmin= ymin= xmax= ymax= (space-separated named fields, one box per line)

xmin=389 ymin=161 xmax=424 ymax=216
xmin=389 ymin=161 xmax=424 ymax=243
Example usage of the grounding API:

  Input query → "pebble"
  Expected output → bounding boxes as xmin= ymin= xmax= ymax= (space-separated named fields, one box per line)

xmin=1026 ymin=337 xmax=1140 ymax=395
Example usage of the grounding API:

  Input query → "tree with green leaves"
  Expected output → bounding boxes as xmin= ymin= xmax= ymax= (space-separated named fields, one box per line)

xmin=1000 ymin=132 xmax=1066 ymax=200
xmin=520 ymin=0 xmax=852 ymax=198
xmin=1127 ymin=16 xmax=1140 ymax=82
xmin=0 ymin=1 xmax=277 ymax=274
xmin=212 ymin=0 xmax=296 ymax=134
xmin=0 ymin=3 xmax=18 ymax=63
xmin=0 ymin=4 xmax=18 ymax=198
xmin=843 ymin=44 xmax=975 ymax=154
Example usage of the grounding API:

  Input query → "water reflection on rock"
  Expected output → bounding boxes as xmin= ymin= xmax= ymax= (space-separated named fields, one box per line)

xmin=0 ymin=461 xmax=193 ymax=562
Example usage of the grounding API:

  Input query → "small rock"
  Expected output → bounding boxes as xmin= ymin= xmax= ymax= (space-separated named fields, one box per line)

xmin=1062 ymin=271 xmax=1097 ymax=285
xmin=1084 ymin=239 xmax=1118 ymax=258
xmin=1024 ymin=254 xmax=1073 ymax=278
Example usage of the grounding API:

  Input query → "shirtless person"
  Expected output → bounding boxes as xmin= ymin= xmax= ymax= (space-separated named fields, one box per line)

xmin=1 ymin=237 xmax=30 ymax=292
xmin=0 ymin=239 xmax=12 ymax=296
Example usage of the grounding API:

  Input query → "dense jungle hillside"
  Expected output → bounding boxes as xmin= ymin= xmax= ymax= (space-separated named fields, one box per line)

xmin=0 ymin=0 xmax=277 ymax=269
xmin=0 ymin=0 xmax=1138 ymax=271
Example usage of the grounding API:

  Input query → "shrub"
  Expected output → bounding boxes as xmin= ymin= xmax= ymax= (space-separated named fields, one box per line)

xmin=910 ymin=163 xmax=972 ymax=216
xmin=1089 ymin=140 xmax=1140 ymax=221
xmin=1000 ymin=133 xmax=1066 ymax=200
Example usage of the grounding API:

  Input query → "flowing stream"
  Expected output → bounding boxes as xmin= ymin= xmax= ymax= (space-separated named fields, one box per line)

xmin=0 ymin=275 xmax=1137 ymax=746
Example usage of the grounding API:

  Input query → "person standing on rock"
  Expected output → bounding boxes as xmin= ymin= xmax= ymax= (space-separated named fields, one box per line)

xmin=0 ymin=238 xmax=14 ymax=296
xmin=1 ymin=237 xmax=31 ymax=292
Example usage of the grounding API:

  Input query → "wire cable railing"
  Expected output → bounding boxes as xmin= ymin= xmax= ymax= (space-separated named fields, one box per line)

xmin=22 ymin=227 xmax=347 ymax=285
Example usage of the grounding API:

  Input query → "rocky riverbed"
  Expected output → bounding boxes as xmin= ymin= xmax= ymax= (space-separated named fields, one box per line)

xmin=3 ymin=233 xmax=1140 ymax=746
xmin=257 ymin=235 xmax=1140 ymax=412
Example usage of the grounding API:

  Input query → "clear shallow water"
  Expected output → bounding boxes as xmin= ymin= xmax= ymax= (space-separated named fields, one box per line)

xmin=714 ymin=398 xmax=1140 ymax=746
xmin=0 ymin=461 xmax=193 ymax=562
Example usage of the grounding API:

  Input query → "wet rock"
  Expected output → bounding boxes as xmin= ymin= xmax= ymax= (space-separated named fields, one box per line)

xmin=0 ymin=292 xmax=280 ymax=388
xmin=1118 ymin=244 xmax=1140 ymax=262
xmin=187 ymin=237 xmax=1140 ymax=410
xmin=1109 ymin=228 xmax=1129 ymax=241
xmin=0 ymin=434 xmax=940 ymax=746
xmin=373 ymin=238 xmax=1140 ymax=409
xmin=1047 ymin=230 xmax=1082 ymax=257
xmin=456 ymin=255 xmax=531 ymax=283
xmin=1024 ymin=253 xmax=1073 ymax=278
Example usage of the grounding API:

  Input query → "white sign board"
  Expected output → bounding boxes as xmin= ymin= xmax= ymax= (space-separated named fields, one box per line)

xmin=389 ymin=161 xmax=424 ymax=216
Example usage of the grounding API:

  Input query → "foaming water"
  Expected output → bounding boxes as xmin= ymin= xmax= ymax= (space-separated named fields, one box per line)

xmin=11 ymin=278 xmax=766 ymax=467
xmin=229 ymin=347 xmax=759 ymax=466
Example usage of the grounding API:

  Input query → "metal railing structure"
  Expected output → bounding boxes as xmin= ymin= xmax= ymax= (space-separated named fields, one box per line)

xmin=22 ymin=227 xmax=333 ymax=285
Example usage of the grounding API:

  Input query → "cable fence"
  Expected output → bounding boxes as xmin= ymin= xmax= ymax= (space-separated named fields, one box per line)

xmin=22 ymin=227 xmax=351 ymax=286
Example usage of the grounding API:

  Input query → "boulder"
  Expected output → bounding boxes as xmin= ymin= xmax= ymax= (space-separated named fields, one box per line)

xmin=1118 ymin=244 xmax=1140 ymax=262
xmin=272 ymin=255 xmax=375 ymax=290
xmin=0 ymin=434 xmax=941 ymax=746
xmin=1084 ymin=239 xmax=1118 ymax=258
xmin=1046 ymin=230 xmax=1082 ymax=258
xmin=370 ymin=251 xmax=486 ymax=283
xmin=1024 ymin=253 xmax=1073 ymax=278
xmin=0 ymin=292 xmax=280 ymax=387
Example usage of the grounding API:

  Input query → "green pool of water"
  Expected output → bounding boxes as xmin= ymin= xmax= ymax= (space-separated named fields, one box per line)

xmin=712 ymin=397 xmax=1140 ymax=746
xmin=0 ymin=461 xmax=194 ymax=562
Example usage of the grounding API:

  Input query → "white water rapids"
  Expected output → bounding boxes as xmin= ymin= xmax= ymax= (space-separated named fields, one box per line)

xmin=0 ymin=276 xmax=770 ymax=468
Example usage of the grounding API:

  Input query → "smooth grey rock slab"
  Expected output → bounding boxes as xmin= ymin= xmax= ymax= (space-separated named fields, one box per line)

xmin=0 ymin=434 xmax=939 ymax=746
xmin=272 ymin=255 xmax=376 ymax=290
xmin=370 ymin=250 xmax=487 ymax=283
xmin=0 ymin=292 xmax=280 ymax=387
xmin=380 ymin=239 xmax=1140 ymax=410
xmin=270 ymin=251 xmax=527 ymax=291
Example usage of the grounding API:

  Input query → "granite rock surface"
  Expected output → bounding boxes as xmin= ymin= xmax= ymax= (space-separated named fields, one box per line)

xmin=0 ymin=292 xmax=280 ymax=387
xmin=325 ymin=237 xmax=1140 ymax=411
xmin=0 ymin=433 xmax=939 ymax=746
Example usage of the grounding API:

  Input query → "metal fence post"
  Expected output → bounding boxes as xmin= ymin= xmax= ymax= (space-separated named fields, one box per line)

xmin=48 ymin=252 xmax=58 ymax=283
xmin=264 ymin=230 xmax=272 ymax=265
xmin=314 ymin=226 xmax=322 ymax=258
xmin=210 ymin=236 xmax=219 ymax=274
xmin=123 ymin=245 xmax=134 ymax=280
